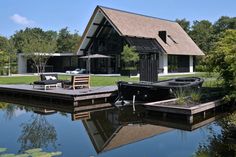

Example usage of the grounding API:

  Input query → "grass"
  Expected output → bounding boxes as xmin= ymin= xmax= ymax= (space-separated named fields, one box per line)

xmin=0 ymin=75 xmax=139 ymax=86
xmin=0 ymin=72 xmax=219 ymax=87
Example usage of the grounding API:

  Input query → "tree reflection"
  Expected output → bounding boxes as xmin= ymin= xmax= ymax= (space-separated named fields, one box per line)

xmin=17 ymin=114 xmax=57 ymax=152
xmin=4 ymin=104 xmax=17 ymax=120
xmin=0 ymin=102 xmax=8 ymax=109
xmin=194 ymin=112 xmax=236 ymax=157
xmin=0 ymin=102 xmax=18 ymax=120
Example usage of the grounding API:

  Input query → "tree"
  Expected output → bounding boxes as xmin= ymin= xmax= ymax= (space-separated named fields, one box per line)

xmin=190 ymin=20 xmax=214 ymax=53
xmin=176 ymin=18 xmax=190 ymax=33
xmin=213 ymin=16 xmax=236 ymax=35
xmin=205 ymin=29 xmax=236 ymax=101
xmin=0 ymin=36 xmax=16 ymax=75
xmin=121 ymin=45 xmax=139 ymax=70
xmin=11 ymin=28 xmax=57 ymax=74
xmin=57 ymin=27 xmax=81 ymax=53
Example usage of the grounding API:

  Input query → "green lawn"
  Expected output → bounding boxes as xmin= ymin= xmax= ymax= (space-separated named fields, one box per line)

xmin=0 ymin=72 xmax=218 ymax=87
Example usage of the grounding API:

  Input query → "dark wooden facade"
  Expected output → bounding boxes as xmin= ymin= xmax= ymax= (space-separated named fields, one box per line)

xmin=140 ymin=54 xmax=158 ymax=82
xmin=80 ymin=18 xmax=161 ymax=81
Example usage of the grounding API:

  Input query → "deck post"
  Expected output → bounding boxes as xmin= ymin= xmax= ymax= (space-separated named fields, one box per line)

xmin=73 ymin=101 xmax=78 ymax=106
xmin=203 ymin=111 xmax=206 ymax=119
xmin=188 ymin=115 xmax=193 ymax=124
xmin=132 ymin=95 xmax=136 ymax=112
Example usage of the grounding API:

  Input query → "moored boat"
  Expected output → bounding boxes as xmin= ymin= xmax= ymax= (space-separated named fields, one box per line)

xmin=116 ymin=77 xmax=204 ymax=102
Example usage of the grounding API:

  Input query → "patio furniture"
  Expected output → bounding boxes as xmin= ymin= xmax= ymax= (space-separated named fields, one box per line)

xmin=63 ymin=75 xmax=90 ymax=90
xmin=33 ymin=74 xmax=62 ymax=90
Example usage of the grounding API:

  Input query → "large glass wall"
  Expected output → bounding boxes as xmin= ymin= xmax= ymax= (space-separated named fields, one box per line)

xmin=86 ymin=20 xmax=124 ymax=74
xmin=168 ymin=55 xmax=189 ymax=73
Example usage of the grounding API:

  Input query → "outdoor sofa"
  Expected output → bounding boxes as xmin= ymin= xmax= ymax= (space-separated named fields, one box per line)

xmin=33 ymin=74 xmax=62 ymax=90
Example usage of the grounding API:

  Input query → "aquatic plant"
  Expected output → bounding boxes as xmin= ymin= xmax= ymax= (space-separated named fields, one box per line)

xmin=174 ymin=88 xmax=188 ymax=105
xmin=0 ymin=148 xmax=7 ymax=153
xmin=0 ymin=147 xmax=61 ymax=157
xmin=190 ymin=90 xmax=202 ymax=104
xmin=0 ymin=102 xmax=8 ymax=109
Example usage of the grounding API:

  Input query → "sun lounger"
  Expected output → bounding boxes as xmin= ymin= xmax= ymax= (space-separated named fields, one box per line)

xmin=33 ymin=74 xmax=62 ymax=90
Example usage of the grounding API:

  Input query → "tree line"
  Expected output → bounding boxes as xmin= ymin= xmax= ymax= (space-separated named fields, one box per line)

xmin=0 ymin=27 xmax=81 ymax=74
xmin=176 ymin=16 xmax=236 ymax=54
xmin=176 ymin=16 xmax=236 ymax=101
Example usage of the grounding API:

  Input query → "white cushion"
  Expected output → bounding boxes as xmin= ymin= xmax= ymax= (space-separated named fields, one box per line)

xmin=45 ymin=76 xmax=57 ymax=80
xmin=50 ymin=76 xmax=57 ymax=80
xmin=45 ymin=76 xmax=51 ymax=80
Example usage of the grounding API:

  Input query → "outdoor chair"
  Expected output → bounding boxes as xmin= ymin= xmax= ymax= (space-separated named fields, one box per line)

xmin=63 ymin=75 xmax=90 ymax=90
xmin=33 ymin=74 xmax=62 ymax=90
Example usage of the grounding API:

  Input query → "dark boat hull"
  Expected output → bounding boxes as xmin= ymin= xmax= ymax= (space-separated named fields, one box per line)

xmin=117 ymin=77 xmax=204 ymax=102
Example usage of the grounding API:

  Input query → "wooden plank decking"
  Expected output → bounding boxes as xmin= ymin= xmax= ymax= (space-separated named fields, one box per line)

xmin=0 ymin=84 xmax=228 ymax=124
xmin=143 ymin=99 xmax=223 ymax=115
xmin=0 ymin=84 xmax=118 ymax=107
xmin=143 ymin=98 xmax=224 ymax=123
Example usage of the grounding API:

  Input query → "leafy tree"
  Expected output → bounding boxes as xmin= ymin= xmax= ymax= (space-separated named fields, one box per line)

xmin=0 ymin=36 xmax=16 ymax=75
xmin=121 ymin=45 xmax=139 ymax=70
xmin=11 ymin=28 xmax=57 ymax=74
xmin=176 ymin=18 xmax=190 ymax=33
xmin=57 ymin=27 xmax=81 ymax=53
xmin=213 ymin=16 xmax=236 ymax=34
xmin=205 ymin=29 xmax=236 ymax=101
xmin=190 ymin=20 xmax=214 ymax=53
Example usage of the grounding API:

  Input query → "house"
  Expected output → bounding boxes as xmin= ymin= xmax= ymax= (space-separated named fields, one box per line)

xmin=77 ymin=6 xmax=204 ymax=75
xmin=17 ymin=53 xmax=78 ymax=73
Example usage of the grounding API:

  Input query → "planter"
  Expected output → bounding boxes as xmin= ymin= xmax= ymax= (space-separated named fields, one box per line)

xmin=121 ymin=69 xmax=138 ymax=77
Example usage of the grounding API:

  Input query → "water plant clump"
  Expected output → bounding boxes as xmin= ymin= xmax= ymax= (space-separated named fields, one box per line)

xmin=190 ymin=89 xmax=202 ymax=104
xmin=0 ymin=147 xmax=62 ymax=157
xmin=174 ymin=88 xmax=188 ymax=105
xmin=174 ymin=88 xmax=203 ymax=105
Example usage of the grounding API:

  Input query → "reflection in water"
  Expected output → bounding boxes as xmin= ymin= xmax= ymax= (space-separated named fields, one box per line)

xmin=17 ymin=114 xmax=57 ymax=153
xmin=0 ymin=101 xmax=58 ymax=153
xmin=0 ymin=102 xmax=8 ymax=109
xmin=195 ymin=112 xmax=236 ymax=157
xmin=0 ymin=96 xmax=236 ymax=156
xmin=83 ymin=107 xmax=172 ymax=153
xmin=0 ymin=102 xmax=18 ymax=120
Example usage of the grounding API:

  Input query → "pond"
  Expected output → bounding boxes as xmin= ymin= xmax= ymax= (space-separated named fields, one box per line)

xmin=0 ymin=99 xmax=235 ymax=157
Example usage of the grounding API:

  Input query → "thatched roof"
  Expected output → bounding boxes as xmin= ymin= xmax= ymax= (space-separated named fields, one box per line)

xmin=78 ymin=6 xmax=204 ymax=56
xmin=102 ymin=124 xmax=172 ymax=152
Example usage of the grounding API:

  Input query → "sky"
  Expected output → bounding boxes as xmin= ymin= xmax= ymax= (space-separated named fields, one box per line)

xmin=0 ymin=0 xmax=236 ymax=37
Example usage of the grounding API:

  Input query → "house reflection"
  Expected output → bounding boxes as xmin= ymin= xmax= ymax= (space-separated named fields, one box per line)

xmin=81 ymin=107 xmax=172 ymax=153
xmin=80 ymin=106 xmax=227 ymax=153
xmin=0 ymin=96 xmax=228 ymax=154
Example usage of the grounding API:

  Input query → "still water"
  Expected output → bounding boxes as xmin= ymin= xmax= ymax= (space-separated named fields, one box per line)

xmin=0 ymin=100 xmax=235 ymax=157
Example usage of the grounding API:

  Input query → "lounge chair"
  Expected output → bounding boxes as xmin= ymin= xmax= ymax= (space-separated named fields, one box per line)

xmin=33 ymin=74 xmax=62 ymax=90
xmin=63 ymin=75 xmax=90 ymax=90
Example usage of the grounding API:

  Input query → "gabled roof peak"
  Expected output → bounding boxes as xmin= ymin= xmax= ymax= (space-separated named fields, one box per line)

xmin=97 ymin=5 xmax=176 ymax=23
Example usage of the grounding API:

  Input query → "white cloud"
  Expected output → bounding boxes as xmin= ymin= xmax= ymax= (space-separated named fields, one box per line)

xmin=10 ymin=14 xmax=35 ymax=25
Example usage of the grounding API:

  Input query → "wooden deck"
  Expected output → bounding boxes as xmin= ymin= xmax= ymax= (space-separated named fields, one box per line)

xmin=0 ymin=84 xmax=118 ymax=107
xmin=143 ymin=98 xmax=225 ymax=123
xmin=146 ymin=112 xmax=226 ymax=131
